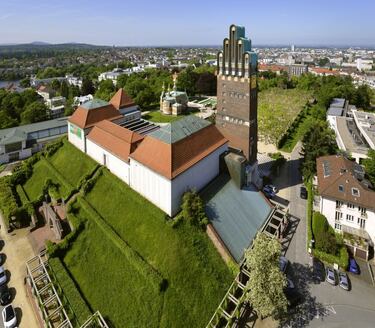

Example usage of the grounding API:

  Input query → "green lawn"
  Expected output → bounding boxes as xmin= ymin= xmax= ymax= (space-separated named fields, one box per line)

xmin=258 ymin=88 xmax=312 ymax=145
xmin=62 ymin=204 xmax=163 ymax=327
xmin=23 ymin=159 xmax=71 ymax=200
xmin=143 ymin=108 xmax=199 ymax=123
xmin=49 ymin=139 xmax=97 ymax=187
xmin=84 ymin=170 xmax=232 ymax=327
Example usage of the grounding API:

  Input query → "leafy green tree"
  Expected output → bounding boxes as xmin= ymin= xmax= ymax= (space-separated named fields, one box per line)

xmin=81 ymin=78 xmax=95 ymax=96
xmin=177 ymin=66 xmax=197 ymax=95
xmin=301 ymin=121 xmax=337 ymax=179
xmin=318 ymin=57 xmax=330 ymax=67
xmin=60 ymin=80 xmax=69 ymax=99
xmin=0 ymin=111 xmax=18 ymax=128
xmin=51 ymin=79 xmax=61 ymax=92
xmin=355 ymin=85 xmax=371 ymax=109
xmin=95 ymin=80 xmax=115 ymax=101
xmin=20 ymin=101 xmax=48 ymax=124
xmin=195 ymin=72 xmax=216 ymax=95
xmin=363 ymin=150 xmax=375 ymax=186
xmin=244 ymin=233 xmax=288 ymax=319
xmin=19 ymin=77 xmax=31 ymax=88
xmin=181 ymin=190 xmax=208 ymax=227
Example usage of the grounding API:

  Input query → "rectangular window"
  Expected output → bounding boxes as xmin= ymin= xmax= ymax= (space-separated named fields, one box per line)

xmin=338 ymin=185 xmax=344 ymax=192
xmin=335 ymin=211 xmax=342 ymax=221
xmin=336 ymin=200 xmax=343 ymax=208
xmin=347 ymin=203 xmax=355 ymax=209
xmin=346 ymin=214 xmax=354 ymax=222
xmin=359 ymin=206 xmax=367 ymax=214
xmin=335 ymin=223 xmax=342 ymax=230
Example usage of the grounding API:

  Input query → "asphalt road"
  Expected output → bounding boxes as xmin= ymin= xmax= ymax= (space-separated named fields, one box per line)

xmin=276 ymin=143 xmax=375 ymax=328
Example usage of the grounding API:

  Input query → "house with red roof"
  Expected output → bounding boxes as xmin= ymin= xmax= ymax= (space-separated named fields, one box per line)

xmin=68 ymin=90 xmax=229 ymax=216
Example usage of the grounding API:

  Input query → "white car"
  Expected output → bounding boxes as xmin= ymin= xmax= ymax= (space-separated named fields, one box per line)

xmin=2 ymin=304 xmax=17 ymax=328
xmin=0 ymin=266 xmax=6 ymax=285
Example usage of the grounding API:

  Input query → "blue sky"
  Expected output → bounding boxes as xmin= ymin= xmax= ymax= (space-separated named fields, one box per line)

xmin=1 ymin=0 xmax=374 ymax=46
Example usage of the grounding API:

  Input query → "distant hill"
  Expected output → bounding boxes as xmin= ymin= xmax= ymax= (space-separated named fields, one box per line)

xmin=0 ymin=42 xmax=111 ymax=55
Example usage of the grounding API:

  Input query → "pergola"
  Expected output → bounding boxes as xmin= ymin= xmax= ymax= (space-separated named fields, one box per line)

xmin=26 ymin=250 xmax=109 ymax=328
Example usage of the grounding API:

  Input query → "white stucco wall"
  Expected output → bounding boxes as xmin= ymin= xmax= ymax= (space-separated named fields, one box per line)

xmin=320 ymin=196 xmax=375 ymax=243
xmin=170 ymin=143 xmax=228 ymax=215
xmin=86 ymin=139 xmax=130 ymax=184
xmin=68 ymin=122 xmax=86 ymax=152
xmin=130 ymin=143 xmax=228 ymax=216
xmin=129 ymin=159 xmax=172 ymax=215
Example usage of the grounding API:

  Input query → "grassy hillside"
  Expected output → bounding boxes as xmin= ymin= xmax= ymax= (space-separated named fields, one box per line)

xmin=19 ymin=140 xmax=233 ymax=327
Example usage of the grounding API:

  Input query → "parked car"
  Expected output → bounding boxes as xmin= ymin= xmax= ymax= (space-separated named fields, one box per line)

xmin=348 ymin=258 xmax=360 ymax=274
xmin=0 ymin=267 xmax=6 ymax=285
xmin=2 ymin=304 xmax=17 ymax=328
xmin=0 ymin=285 xmax=11 ymax=305
xmin=279 ymin=256 xmax=289 ymax=273
xmin=263 ymin=186 xmax=275 ymax=198
xmin=312 ymin=258 xmax=325 ymax=283
xmin=339 ymin=272 xmax=350 ymax=291
xmin=300 ymin=186 xmax=308 ymax=199
xmin=264 ymin=184 xmax=278 ymax=194
xmin=326 ymin=267 xmax=337 ymax=285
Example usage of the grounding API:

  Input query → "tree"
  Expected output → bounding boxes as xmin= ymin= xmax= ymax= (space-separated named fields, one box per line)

xmin=195 ymin=72 xmax=216 ymax=95
xmin=244 ymin=233 xmax=288 ymax=319
xmin=95 ymin=80 xmax=115 ymax=101
xmin=355 ymin=85 xmax=371 ymax=109
xmin=363 ymin=150 xmax=375 ymax=186
xmin=60 ymin=80 xmax=69 ymax=99
xmin=0 ymin=111 xmax=18 ymax=129
xmin=20 ymin=101 xmax=48 ymax=124
xmin=181 ymin=190 xmax=208 ymax=227
xmin=51 ymin=79 xmax=61 ymax=92
xmin=19 ymin=77 xmax=30 ymax=88
xmin=177 ymin=66 xmax=197 ymax=95
xmin=81 ymin=78 xmax=95 ymax=96
xmin=318 ymin=57 xmax=330 ymax=67
xmin=300 ymin=121 xmax=337 ymax=179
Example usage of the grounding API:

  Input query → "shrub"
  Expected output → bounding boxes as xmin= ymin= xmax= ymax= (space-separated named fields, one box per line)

xmin=0 ymin=177 xmax=18 ymax=228
xmin=312 ymin=212 xmax=329 ymax=238
xmin=181 ymin=190 xmax=208 ymax=228
xmin=43 ymin=138 xmax=64 ymax=157
xmin=314 ymin=246 xmax=349 ymax=269
xmin=315 ymin=230 xmax=338 ymax=255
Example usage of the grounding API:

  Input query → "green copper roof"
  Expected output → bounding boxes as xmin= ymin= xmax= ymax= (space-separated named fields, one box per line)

xmin=149 ymin=115 xmax=211 ymax=144
xmin=81 ymin=99 xmax=109 ymax=110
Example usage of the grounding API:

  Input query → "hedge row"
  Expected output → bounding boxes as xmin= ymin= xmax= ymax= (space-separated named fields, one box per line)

xmin=77 ymin=164 xmax=101 ymax=191
xmin=306 ymin=180 xmax=313 ymax=249
xmin=77 ymin=196 xmax=165 ymax=291
xmin=277 ymin=104 xmax=311 ymax=149
xmin=42 ymin=158 xmax=74 ymax=199
xmin=16 ymin=184 xmax=29 ymax=205
xmin=80 ymin=166 xmax=103 ymax=195
xmin=314 ymin=247 xmax=349 ymax=269
xmin=48 ymin=257 xmax=92 ymax=325
xmin=0 ymin=177 xmax=19 ymax=228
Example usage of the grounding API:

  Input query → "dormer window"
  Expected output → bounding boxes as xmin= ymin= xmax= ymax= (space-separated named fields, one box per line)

xmin=352 ymin=188 xmax=360 ymax=197
xmin=338 ymin=185 xmax=344 ymax=192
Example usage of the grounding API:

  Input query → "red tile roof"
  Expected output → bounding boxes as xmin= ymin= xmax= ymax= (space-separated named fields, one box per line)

xmin=130 ymin=124 xmax=227 ymax=179
xmin=110 ymin=88 xmax=136 ymax=110
xmin=317 ymin=155 xmax=375 ymax=210
xmin=87 ymin=120 xmax=143 ymax=162
xmin=258 ymin=64 xmax=287 ymax=72
xmin=310 ymin=67 xmax=339 ymax=75
xmin=68 ymin=104 xmax=122 ymax=129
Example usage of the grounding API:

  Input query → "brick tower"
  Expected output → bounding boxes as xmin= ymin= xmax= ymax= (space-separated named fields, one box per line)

xmin=216 ymin=24 xmax=261 ymax=187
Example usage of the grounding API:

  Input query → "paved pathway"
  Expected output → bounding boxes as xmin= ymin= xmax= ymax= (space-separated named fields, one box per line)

xmin=0 ymin=214 xmax=39 ymax=328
